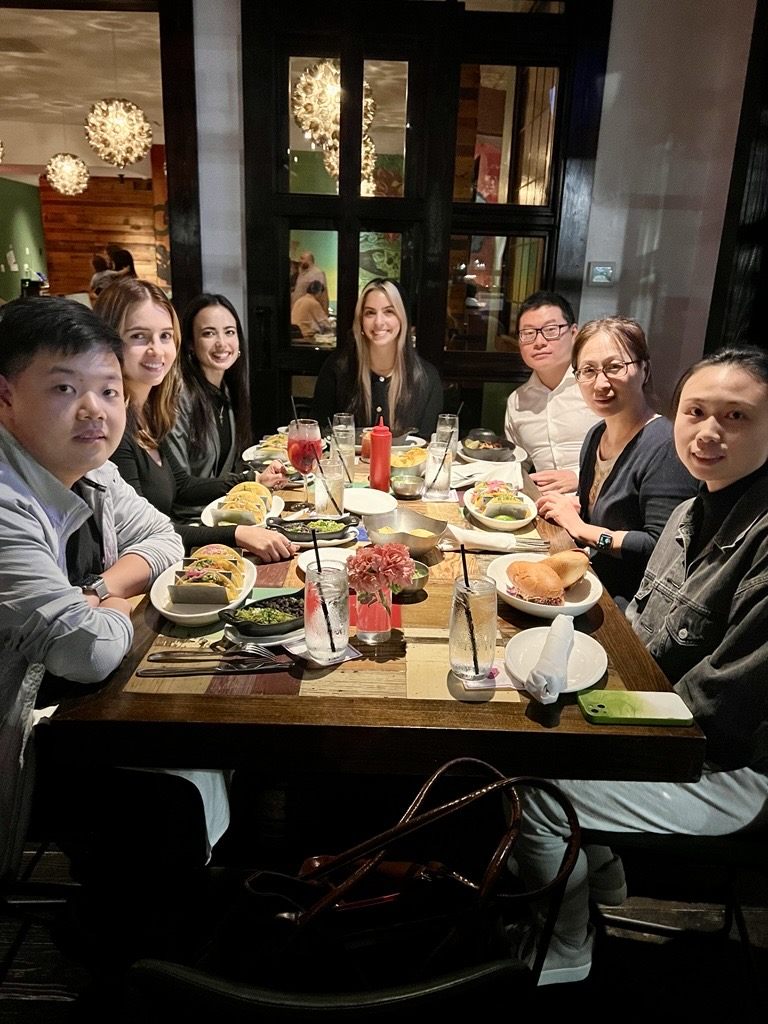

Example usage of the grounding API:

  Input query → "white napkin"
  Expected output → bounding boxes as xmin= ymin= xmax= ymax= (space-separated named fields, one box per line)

xmin=441 ymin=523 xmax=541 ymax=553
xmin=451 ymin=460 xmax=524 ymax=490
xmin=525 ymin=614 xmax=574 ymax=704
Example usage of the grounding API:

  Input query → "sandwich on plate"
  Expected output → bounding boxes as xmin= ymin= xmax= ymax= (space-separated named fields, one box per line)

xmin=505 ymin=549 xmax=590 ymax=606
xmin=506 ymin=560 xmax=565 ymax=606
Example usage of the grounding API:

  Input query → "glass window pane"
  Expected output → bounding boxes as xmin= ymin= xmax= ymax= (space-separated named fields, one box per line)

xmin=358 ymin=232 xmax=402 ymax=292
xmin=289 ymin=56 xmax=341 ymax=195
xmin=453 ymin=64 xmax=558 ymax=206
xmin=362 ymin=60 xmax=408 ymax=197
xmin=445 ymin=233 xmax=544 ymax=353
xmin=290 ymin=229 xmax=338 ymax=349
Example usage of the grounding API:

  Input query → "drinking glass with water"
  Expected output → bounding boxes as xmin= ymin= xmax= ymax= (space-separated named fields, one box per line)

xmin=304 ymin=565 xmax=349 ymax=665
xmin=332 ymin=412 xmax=355 ymax=483
xmin=449 ymin=576 xmax=497 ymax=680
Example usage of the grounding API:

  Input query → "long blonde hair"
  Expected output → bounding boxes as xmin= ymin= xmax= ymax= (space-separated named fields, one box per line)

xmin=94 ymin=279 xmax=181 ymax=449
xmin=351 ymin=279 xmax=410 ymax=430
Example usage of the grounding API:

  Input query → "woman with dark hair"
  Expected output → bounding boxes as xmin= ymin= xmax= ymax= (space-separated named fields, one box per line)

xmin=311 ymin=278 xmax=443 ymax=438
xmin=94 ymin=280 xmax=295 ymax=561
xmin=510 ymin=345 xmax=768 ymax=987
xmin=536 ymin=315 xmax=696 ymax=604
xmin=164 ymin=294 xmax=251 ymax=489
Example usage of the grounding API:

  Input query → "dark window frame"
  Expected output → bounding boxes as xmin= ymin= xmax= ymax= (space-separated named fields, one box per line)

xmin=242 ymin=0 xmax=612 ymax=431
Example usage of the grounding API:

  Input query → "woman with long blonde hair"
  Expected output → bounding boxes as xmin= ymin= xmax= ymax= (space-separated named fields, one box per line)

xmin=94 ymin=280 xmax=295 ymax=561
xmin=311 ymin=278 xmax=442 ymax=438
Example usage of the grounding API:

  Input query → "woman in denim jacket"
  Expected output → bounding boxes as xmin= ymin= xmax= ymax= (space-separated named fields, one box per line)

xmin=510 ymin=346 xmax=768 ymax=987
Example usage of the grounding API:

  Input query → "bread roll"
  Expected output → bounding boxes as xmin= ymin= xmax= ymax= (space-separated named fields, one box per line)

xmin=506 ymin=561 xmax=564 ymax=606
xmin=545 ymin=550 xmax=590 ymax=589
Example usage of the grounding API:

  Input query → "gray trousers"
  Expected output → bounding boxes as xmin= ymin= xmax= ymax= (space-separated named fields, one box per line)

xmin=515 ymin=766 xmax=768 ymax=952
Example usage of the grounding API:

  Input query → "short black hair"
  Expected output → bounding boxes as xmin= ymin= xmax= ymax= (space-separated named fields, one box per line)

xmin=671 ymin=344 xmax=768 ymax=413
xmin=516 ymin=290 xmax=576 ymax=333
xmin=0 ymin=297 xmax=123 ymax=378
xmin=307 ymin=280 xmax=325 ymax=296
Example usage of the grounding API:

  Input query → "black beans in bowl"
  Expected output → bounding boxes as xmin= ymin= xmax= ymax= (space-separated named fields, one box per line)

xmin=219 ymin=589 xmax=305 ymax=636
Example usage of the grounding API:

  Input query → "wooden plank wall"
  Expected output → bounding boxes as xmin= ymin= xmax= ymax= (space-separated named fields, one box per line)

xmin=39 ymin=172 xmax=161 ymax=298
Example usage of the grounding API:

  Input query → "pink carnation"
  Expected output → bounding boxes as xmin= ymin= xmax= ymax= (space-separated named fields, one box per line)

xmin=347 ymin=543 xmax=415 ymax=599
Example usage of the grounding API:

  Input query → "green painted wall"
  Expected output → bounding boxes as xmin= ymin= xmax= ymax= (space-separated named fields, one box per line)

xmin=0 ymin=179 xmax=47 ymax=302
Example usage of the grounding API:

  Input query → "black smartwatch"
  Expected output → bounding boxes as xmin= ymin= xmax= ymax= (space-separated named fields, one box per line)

xmin=596 ymin=533 xmax=613 ymax=552
xmin=81 ymin=574 xmax=110 ymax=601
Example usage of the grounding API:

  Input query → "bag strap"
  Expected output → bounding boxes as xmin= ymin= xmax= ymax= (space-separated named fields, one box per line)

xmin=296 ymin=759 xmax=525 ymax=925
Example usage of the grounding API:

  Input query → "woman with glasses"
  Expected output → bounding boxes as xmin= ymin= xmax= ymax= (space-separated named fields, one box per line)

xmin=311 ymin=278 xmax=443 ymax=439
xmin=511 ymin=346 xmax=768 ymax=986
xmin=536 ymin=316 xmax=697 ymax=604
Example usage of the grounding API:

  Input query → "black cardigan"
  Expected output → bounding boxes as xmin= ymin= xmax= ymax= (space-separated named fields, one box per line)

xmin=311 ymin=348 xmax=443 ymax=439
xmin=111 ymin=431 xmax=239 ymax=552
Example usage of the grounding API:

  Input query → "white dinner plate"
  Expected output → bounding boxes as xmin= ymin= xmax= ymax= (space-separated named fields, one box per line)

xmin=487 ymin=553 xmax=603 ymax=619
xmin=291 ymin=527 xmax=358 ymax=550
xmin=200 ymin=494 xmax=284 ymax=528
xmin=242 ymin=444 xmax=291 ymax=464
xmin=464 ymin=488 xmax=537 ymax=532
xmin=296 ymin=547 xmax=357 ymax=576
xmin=342 ymin=488 xmax=398 ymax=515
xmin=504 ymin=628 xmax=608 ymax=693
xmin=150 ymin=559 xmax=257 ymax=626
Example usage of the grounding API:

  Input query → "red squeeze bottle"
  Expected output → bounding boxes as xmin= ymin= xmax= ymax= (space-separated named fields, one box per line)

xmin=369 ymin=417 xmax=392 ymax=493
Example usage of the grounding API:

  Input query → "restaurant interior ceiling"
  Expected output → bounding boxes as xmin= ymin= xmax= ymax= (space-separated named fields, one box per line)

xmin=0 ymin=7 xmax=163 ymax=186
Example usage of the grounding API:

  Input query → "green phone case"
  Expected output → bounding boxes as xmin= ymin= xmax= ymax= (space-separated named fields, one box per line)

xmin=577 ymin=690 xmax=694 ymax=726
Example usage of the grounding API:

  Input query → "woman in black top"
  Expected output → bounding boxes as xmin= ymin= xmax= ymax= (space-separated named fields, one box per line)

xmin=93 ymin=280 xmax=295 ymax=560
xmin=164 ymin=294 xmax=252 ymax=518
xmin=311 ymin=278 xmax=443 ymax=439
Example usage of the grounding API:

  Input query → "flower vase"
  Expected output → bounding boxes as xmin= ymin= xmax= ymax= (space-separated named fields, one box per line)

xmin=355 ymin=587 xmax=392 ymax=644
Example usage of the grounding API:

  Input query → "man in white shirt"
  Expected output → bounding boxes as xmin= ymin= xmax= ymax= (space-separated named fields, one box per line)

xmin=504 ymin=291 xmax=600 ymax=493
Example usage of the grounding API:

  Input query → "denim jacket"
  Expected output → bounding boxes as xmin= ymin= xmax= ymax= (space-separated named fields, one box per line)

xmin=626 ymin=470 xmax=768 ymax=773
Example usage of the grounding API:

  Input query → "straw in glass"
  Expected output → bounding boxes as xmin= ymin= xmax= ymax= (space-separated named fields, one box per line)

xmin=327 ymin=418 xmax=353 ymax=484
xmin=426 ymin=437 xmax=452 ymax=492
xmin=459 ymin=543 xmax=479 ymax=676
xmin=313 ymin=454 xmax=344 ymax=516
xmin=311 ymin=528 xmax=337 ymax=654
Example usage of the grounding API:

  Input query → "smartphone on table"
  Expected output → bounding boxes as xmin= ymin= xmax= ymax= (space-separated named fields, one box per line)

xmin=577 ymin=690 xmax=694 ymax=726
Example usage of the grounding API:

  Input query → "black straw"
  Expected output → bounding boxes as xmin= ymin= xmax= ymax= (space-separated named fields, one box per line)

xmin=459 ymin=544 xmax=479 ymax=676
xmin=311 ymin=528 xmax=336 ymax=654
xmin=290 ymin=395 xmax=299 ymax=423
xmin=327 ymin=418 xmax=353 ymax=484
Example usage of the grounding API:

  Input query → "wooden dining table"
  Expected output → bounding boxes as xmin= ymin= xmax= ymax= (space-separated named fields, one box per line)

xmin=36 ymin=461 xmax=706 ymax=784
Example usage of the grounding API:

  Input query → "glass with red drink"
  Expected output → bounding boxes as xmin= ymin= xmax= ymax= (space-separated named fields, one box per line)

xmin=287 ymin=418 xmax=322 ymax=506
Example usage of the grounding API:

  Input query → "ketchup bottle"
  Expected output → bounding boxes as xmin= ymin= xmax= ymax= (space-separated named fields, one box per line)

xmin=369 ymin=417 xmax=392 ymax=493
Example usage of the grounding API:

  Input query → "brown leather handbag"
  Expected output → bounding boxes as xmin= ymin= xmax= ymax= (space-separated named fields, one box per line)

xmin=198 ymin=757 xmax=581 ymax=991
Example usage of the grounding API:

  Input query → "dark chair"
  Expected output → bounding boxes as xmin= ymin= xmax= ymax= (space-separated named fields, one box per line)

xmin=123 ymin=956 xmax=524 ymax=1022
xmin=121 ymin=771 xmax=583 ymax=1020
xmin=584 ymin=827 xmax=768 ymax=1000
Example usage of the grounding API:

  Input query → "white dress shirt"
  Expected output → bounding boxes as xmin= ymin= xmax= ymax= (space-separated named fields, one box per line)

xmin=504 ymin=371 xmax=601 ymax=479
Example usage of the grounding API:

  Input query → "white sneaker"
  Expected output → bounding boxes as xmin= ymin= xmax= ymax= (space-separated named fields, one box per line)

xmin=509 ymin=921 xmax=594 ymax=986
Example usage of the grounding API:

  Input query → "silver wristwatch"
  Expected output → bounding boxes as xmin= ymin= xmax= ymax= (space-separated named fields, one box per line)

xmin=81 ymin=574 xmax=110 ymax=601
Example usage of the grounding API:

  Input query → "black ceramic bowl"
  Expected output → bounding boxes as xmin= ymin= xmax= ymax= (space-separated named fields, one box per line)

xmin=265 ymin=513 xmax=359 ymax=544
xmin=461 ymin=428 xmax=518 ymax=463
xmin=218 ymin=589 xmax=305 ymax=636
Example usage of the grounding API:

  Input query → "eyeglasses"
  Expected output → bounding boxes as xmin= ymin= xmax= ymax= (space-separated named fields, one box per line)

xmin=573 ymin=359 xmax=641 ymax=384
xmin=517 ymin=323 xmax=571 ymax=345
